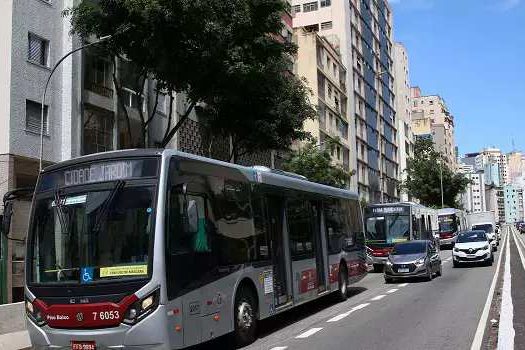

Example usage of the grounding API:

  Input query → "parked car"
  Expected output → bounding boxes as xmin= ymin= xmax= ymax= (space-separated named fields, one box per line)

xmin=384 ymin=240 xmax=442 ymax=283
xmin=453 ymin=230 xmax=493 ymax=267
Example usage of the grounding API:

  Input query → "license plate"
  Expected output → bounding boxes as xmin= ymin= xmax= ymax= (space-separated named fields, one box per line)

xmin=71 ymin=341 xmax=96 ymax=350
xmin=398 ymin=268 xmax=409 ymax=273
xmin=467 ymin=254 xmax=476 ymax=258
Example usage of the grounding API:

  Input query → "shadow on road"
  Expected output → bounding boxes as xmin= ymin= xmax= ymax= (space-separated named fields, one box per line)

xmin=185 ymin=287 xmax=368 ymax=350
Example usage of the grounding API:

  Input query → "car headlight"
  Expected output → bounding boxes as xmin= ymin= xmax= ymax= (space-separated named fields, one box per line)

xmin=483 ymin=244 xmax=490 ymax=250
xmin=386 ymin=259 xmax=393 ymax=266
xmin=454 ymin=247 xmax=459 ymax=252
xmin=25 ymin=298 xmax=46 ymax=327
xmin=415 ymin=258 xmax=426 ymax=266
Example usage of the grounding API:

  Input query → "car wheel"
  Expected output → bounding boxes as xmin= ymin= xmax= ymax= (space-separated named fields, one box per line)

xmin=234 ymin=287 xmax=258 ymax=347
xmin=453 ymin=260 xmax=460 ymax=268
xmin=487 ymin=255 xmax=494 ymax=266
xmin=384 ymin=276 xmax=394 ymax=284
xmin=425 ymin=266 xmax=433 ymax=281
xmin=373 ymin=264 xmax=383 ymax=273
xmin=336 ymin=264 xmax=349 ymax=302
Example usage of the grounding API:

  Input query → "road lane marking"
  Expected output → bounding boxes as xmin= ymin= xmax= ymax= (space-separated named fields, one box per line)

xmin=370 ymin=295 xmax=386 ymax=301
xmin=470 ymin=226 xmax=508 ymax=350
xmin=398 ymin=283 xmax=409 ymax=287
xmin=386 ymin=288 xmax=398 ymax=294
xmin=270 ymin=347 xmax=288 ymax=350
xmin=295 ymin=327 xmax=323 ymax=339
xmin=498 ymin=228 xmax=515 ymax=350
xmin=326 ymin=303 xmax=370 ymax=323
xmin=512 ymin=229 xmax=525 ymax=271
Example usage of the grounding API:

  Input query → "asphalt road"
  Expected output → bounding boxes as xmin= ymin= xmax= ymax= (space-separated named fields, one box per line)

xmin=237 ymin=241 xmax=500 ymax=350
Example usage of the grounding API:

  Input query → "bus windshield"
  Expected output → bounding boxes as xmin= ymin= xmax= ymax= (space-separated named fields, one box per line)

xmin=438 ymin=214 xmax=457 ymax=233
xmin=29 ymin=184 xmax=156 ymax=285
xmin=366 ymin=214 xmax=410 ymax=244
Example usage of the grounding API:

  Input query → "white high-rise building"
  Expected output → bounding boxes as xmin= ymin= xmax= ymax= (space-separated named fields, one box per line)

xmin=393 ymin=43 xmax=413 ymax=201
xmin=458 ymin=163 xmax=486 ymax=213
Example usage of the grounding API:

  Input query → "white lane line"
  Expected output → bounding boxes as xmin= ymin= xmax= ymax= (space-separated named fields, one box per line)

xmin=470 ymin=226 xmax=508 ymax=350
xmin=371 ymin=295 xmax=386 ymax=301
xmin=326 ymin=303 xmax=370 ymax=323
xmin=498 ymin=227 xmax=515 ymax=350
xmin=386 ymin=288 xmax=398 ymax=294
xmin=295 ymin=327 xmax=323 ymax=339
xmin=398 ymin=283 xmax=409 ymax=287
xmin=270 ymin=347 xmax=288 ymax=350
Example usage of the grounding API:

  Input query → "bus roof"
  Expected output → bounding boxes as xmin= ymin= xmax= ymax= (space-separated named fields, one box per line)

xmin=437 ymin=208 xmax=460 ymax=215
xmin=42 ymin=149 xmax=359 ymax=201
xmin=366 ymin=202 xmax=431 ymax=210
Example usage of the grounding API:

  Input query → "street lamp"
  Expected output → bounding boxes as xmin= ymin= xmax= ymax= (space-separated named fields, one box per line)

xmin=39 ymin=34 xmax=116 ymax=172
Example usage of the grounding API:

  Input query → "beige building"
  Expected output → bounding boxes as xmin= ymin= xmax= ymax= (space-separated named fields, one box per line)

xmin=295 ymin=29 xmax=351 ymax=171
xmin=507 ymin=151 xmax=523 ymax=184
xmin=410 ymin=87 xmax=456 ymax=169
xmin=392 ymin=43 xmax=413 ymax=201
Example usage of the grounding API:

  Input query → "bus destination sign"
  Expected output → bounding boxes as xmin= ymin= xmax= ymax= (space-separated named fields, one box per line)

xmin=38 ymin=158 xmax=159 ymax=192
xmin=367 ymin=206 xmax=409 ymax=215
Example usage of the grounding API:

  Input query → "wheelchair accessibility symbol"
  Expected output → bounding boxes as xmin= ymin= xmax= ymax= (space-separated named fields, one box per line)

xmin=80 ymin=267 xmax=94 ymax=284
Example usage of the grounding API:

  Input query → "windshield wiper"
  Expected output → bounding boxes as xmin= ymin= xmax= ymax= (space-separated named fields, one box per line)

xmin=93 ymin=180 xmax=125 ymax=233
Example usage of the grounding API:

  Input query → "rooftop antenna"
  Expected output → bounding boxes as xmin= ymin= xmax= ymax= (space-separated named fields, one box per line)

xmin=512 ymin=138 xmax=516 ymax=152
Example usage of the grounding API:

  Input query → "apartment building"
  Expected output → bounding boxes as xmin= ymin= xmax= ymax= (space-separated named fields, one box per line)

xmin=410 ymin=87 xmax=456 ymax=169
xmin=507 ymin=151 xmax=523 ymax=184
xmin=392 ymin=42 xmax=413 ymax=201
xmin=461 ymin=169 xmax=486 ymax=214
xmin=293 ymin=0 xmax=398 ymax=203
xmin=295 ymin=29 xmax=351 ymax=172
xmin=504 ymin=184 xmax=524 ymax=223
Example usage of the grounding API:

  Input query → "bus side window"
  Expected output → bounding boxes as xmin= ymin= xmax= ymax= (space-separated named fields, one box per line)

xmin=287 ymin=199 xmax=315 ymax=260
xmin=412 ymin=215 xmax=419 ymax=239
xmin=323 ymin=199 xmax=344 ymax=254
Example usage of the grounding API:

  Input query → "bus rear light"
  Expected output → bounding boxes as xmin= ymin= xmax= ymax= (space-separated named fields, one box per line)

xmin=123 ymin=289 xmax=160 ymax=325
xmin=25 ymin=299 xmax=46 ymax=327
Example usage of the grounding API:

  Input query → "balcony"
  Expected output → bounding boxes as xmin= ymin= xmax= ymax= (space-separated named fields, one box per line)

xmin=86 ymin=82 xmax=113 ymax=98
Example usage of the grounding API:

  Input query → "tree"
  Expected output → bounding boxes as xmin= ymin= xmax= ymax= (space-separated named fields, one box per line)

xmin=400 ymin=138 xmax=471 ymax=208
xmin=282 ymin=139 xmax=354 ymax=189
xmin=66 ymin=0 xmax=316 ymax=156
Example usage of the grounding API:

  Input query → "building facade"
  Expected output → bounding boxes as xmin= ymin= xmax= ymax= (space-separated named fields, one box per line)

xmin=295 ymin=29 xmax=351 ymax=172
xmin=293 ymin=0 xmax=398 ymax=203
xmin=392 ymin=42 xmax=413 ymax=201
xmin=507 ymin=151 xmax=523 ymax=184
xmin=410 ymin=87 xmax=456 ymax=169
xmin=504 ymin=184 xmax=524 ymax=223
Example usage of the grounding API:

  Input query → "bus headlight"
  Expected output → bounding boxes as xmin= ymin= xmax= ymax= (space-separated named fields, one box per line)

xmin=25 ymin=299 xmax=46 ymax=327
xmin=123 ymin=289 xmax=160 ymax=325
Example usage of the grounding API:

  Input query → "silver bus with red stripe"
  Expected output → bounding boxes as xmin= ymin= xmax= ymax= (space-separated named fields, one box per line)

xmin=25 ymin=149 xmax=366 ymax=349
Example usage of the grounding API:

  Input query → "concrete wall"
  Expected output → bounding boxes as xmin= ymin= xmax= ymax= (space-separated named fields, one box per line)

xmin=0 ymin=302 xmax=25 ymax=335
xmin=0 ymin=0 xmax=13 ymax=155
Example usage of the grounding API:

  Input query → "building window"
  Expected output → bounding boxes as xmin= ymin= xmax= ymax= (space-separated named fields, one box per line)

xmin=26 ymin=100 xmax=48 ymax=135
xmin=321 ymin=21 xmax=333 ymax=30
xmin=303 ymin=1 xmax=318 ymax=12
xmin=292 ymin=4 xmax=301 ymax=14
xmin=28 ymin=33 xmax=49 ymax=66
xmin=83 ymin=105 xmax=114 ymax=155
xmin=320 ymin=0 xmax=331 ymax=7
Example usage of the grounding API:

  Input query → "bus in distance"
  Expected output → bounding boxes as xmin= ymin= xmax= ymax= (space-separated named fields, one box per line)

xmin=364 ymin=202 xmax=438 ymax=272
xmin=24 ymin=149 xmax=367 ymax=349
xmin=437 ymin=208 xmax=467 ymax=248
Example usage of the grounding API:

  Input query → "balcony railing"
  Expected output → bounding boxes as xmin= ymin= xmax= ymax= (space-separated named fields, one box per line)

xmin=86 ymin=82 xmax=114 ymax=98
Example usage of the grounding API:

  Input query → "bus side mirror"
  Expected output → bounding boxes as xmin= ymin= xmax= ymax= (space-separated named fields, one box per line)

xmin=185 ymin=200 xmax=199 ymax=234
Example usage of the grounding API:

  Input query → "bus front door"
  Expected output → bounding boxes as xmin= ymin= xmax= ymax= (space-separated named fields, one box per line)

xmin=267 ymin=196 xmax=292 ymax=306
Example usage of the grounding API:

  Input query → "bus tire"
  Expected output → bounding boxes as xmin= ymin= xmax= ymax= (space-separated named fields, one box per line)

xmin=336 ymin=263 xmax=349 ymax=302
xmin=234 ymin=286 xmax=258 ymax=347
xmin=373 ymin=264 xmax=383 ymax=273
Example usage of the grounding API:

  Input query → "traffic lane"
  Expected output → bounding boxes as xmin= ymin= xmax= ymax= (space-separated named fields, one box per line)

xmin=241 ymin=269 xmax=398 ymax=350
xmin=282 ymin=250 xmax=498 ymax=350
xmin=511 ymin=229 xmax=525 ymax=347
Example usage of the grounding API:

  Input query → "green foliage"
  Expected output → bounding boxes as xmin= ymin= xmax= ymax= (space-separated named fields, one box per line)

xmin=400 ymin=138 xmax=471 ymax=208
xmin=66 ymin=0 xmax=316 ymax=156
xmin=282 ymin=139 xmax=354 ymax=189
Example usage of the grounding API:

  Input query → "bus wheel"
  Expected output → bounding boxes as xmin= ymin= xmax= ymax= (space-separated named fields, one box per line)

xmin=234 ymin=287 xmax=257 ymax=347
xmin=373 ymin=264 xmax=383 ymax=273
xmin=336 ymin=264 xmax=349 ymax=302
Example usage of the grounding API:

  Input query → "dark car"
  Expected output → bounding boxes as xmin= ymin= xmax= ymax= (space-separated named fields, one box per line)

xmin=384 ymin=240 xmax=442 ymax=283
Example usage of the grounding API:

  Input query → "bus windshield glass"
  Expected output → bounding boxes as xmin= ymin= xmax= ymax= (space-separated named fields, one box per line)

xmin=366 ymin=214 xmax=410 ymax=244
xmin=472 ymin=224 xmax=494 ymax=233
xmin=438 ymin=214 xmax=457 ymax=233
xmin=29 ymin=184 xmax=156 ymax=285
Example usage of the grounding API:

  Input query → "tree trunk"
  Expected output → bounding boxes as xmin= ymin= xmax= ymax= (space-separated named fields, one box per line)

xmin=160 ymin=100 xmax=196 ymax=148
xmin=112 ymin=57 xmax=132 ymax=147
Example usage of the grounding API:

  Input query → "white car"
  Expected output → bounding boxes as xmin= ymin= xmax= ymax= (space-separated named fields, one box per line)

xmin=471 ymin=223 xmax=498 ymax=251
xmin=453 ymin=231 xmax=494 ymax=267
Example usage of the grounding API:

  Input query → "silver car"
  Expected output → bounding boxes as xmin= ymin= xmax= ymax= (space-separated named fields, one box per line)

xmin=384 ymin=240 xmax=442 ymax=283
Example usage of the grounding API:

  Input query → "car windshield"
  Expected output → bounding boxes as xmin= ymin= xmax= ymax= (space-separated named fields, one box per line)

xmin=472 ymin=224 xmax=494 ymax=233
xmin=456 ymin=231 xmax=487 ymax=243
xmin=391 ymin=242 xmax=426 ymax=255
xmin=366 ymin=214 xmax=410 ymax=244
xmin=29 ymin=185 xmax=156 ymax=285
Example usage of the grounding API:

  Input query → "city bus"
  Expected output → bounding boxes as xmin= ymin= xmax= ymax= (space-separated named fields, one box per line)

xmin=364 ymin=202 xmax=438 ymax=272
xmin=23 ymin=149 xmax=367 ymax=349
xmin=437 ymin=208 xmax=467 ymax=248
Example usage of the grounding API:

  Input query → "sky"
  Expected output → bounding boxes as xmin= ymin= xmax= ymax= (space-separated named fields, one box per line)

xmin=389 ymin=0 xmax=525 ymax=155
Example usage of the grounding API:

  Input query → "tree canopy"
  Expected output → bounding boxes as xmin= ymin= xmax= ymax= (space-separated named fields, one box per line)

xmin=400 ymin=138 xmax=471 ymax=208
xmin=282 ymin=139 xmax=354 ymax=189
xmin=66 ymin=0 xmax=316 ymax=158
